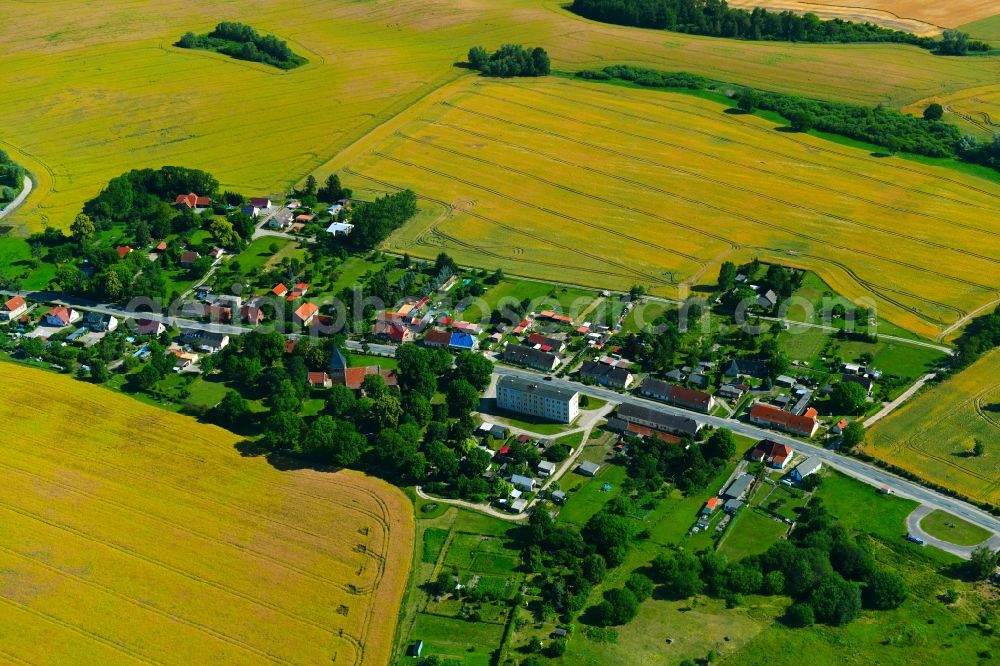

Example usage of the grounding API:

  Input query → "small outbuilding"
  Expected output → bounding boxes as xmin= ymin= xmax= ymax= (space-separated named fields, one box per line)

xmin=576 ymin=461 xmax=600 ymax=477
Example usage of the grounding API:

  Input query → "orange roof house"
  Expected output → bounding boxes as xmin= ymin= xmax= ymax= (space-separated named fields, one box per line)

xmin=748 ymin=402 xmax=819 ymax=438
xmin=293 ymin=302 xmax=319 ymax=326
xmin=175 ymin=193 xmax=212 ymax=209
xmin=115 ymin=245 xmax=133 ymax=259
xmin=271 ymin=283 xmax=289 ymax=298
xmin=749 ymin=439 xmax=795 ymax=469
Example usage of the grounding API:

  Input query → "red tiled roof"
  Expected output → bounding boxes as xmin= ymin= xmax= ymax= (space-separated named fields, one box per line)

xmin=294 ymin=302 xmax=319 ymax=322
xmin=341 ymin=367 xmax=368 ymax=390
xmin=307 ymin=372 xmax=329 ymax=386
xmin=423 ymin=329 xmax=451 ymax=345
xmin=181 ymin=251 xmax=198 ymax=264
xmin=284 ymin=339 xmax=298 ymax=354
xmin=115 ymin=245 xmax=132 ymax=259
xmin=706 ymin=497 xmax=721 ymax=510
xmin=175 ymin=192 xmax=211 ymax=208
xmin=46 ymin=306 xmax=72 ymax=324
xmin=751 ymin=439 xmax=794 ymax=465
xmin=749 ymin=403 xmax=818 ymax=436
xmin=668 ymin=385 xmax=713 ymax=410
xmin=154 ymin=241 xmax=167 ymax=251
xmin=272 ymin=283 xmax=288 ymax=297
xmin=3 ymin=295 xmax=25 ymax=312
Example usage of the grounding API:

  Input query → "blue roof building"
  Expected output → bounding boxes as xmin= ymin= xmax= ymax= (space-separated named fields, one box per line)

xmin=449 ymin=332 xmax=476 ymax=350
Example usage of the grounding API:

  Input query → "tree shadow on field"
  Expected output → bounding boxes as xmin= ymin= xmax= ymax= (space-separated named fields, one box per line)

xmin=724 ymin=108 xmax=750 ymax=115
xmin=233 ymin=439 xmax=349 ymax=475
xmin=870 ymin=151 xmax=893 ymax=158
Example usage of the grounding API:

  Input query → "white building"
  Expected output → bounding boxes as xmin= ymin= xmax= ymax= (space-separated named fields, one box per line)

xmin=326 ymin=221 xmax=354 ymax=236
xmin=496 ymin=375 xmax=579 ymax=424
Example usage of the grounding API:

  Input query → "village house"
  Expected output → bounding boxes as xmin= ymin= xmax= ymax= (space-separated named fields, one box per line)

xmin=536 ymin=310 xmax=573 ymax=324
xmin=757 ymin=289 xmax=778 ymax=309
xmin=722 ymin=358 xmax=768 ymax=379
xmin=329 ymin=347 xmax=398 ymax=391
xmin=452 ymin=321 xmax=484 ymax=336
xmin=421 ymin=328 xmax=452 ymax=348
xmin=325 ymin=221 xmax=354 ymax=236
xmin=841 ymin=373 xmax=874 ymax=396
xmin=249 ymin=197 xmax=271 ymax=209
xmin=294 ymin=302 xmax=319 ymax=326
xmin=641 ymin=378 xmax=715 ymax=413
xmin=748 ymin=402 xmax=820 ymax=437
xmin=241 ymin=204 xmax=260 ymax=218
xmin=135 ymin=319 xmax=166 ymax=336
xmin=576 ymin=461 xmax=600 ymax=477
xmin=180 ymin=250 xmax=199 ymax=266
xmin=268 ymin=207 xmax=293 ymax=230
xmin=579 ymin=358 xmax=635 ymax=389
xmin=503 ymin=343 xmax=559 ymax=372
xmin=174 ymin=192 xmax=211 ymax=211
xmin=307 ymin=372 xmax=333 ymax=389
xmin=204 ymin=304 xmax=232 ymax=324
xmin=616 ymin=402 xmax=701 ymax=438
xmin=537 ymin=460 xmax=558 ymax=477
xmin=1 ymin=295 xmax=27 ymax=320
xmin=374 ymin=320 xmax=414 ymax=343
xmin=271 ymin=283 xmax=289 ymax=298
xmin=510 ymin=474 xmax=536 ymax=493
xmin=789 ymin=456 xmax=822 ymax=482
xmin=240 ymin=304 xmax=265 ymax=325
xmin=749 ymin=439 xmax=795 ymax=469
xmin=83 ymin=311 xmax=118 ymax=332
xmin=723 ymin=473 xmax=753 ymax=500
xmin=115 ymin=245 xmax=133 ymax=259
xmin=181 ymin=329 xmax=230 ymax=353
xmin=42 ymin=306 xmax=80 ymax=327
xmin=717 ymin=383 xmax=749 ymax=400
xmin=526 ymin=332 xmax=566 ymax=353
xmin=448 ymin=332 xmax=477 ymax=351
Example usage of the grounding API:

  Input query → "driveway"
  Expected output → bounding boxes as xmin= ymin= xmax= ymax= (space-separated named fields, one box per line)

xmin=0 ymin=174 xmax=32 ymax=219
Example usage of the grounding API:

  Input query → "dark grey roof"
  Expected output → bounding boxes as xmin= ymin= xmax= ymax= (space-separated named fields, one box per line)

xmin=616 ymin=402 xmax=700 ymax=436
xmin=605 ymin=417 xmax=628 ymax=433
xmin=497 ymin=375 xmax=577 ymax=402
xmin=329 ymin=346 xmax=348 ymax=370
xmin=503 ymin=343 xmax=558 ymax=369
xmin=640 ymin=377 xmax=672 ymax=396
xmin=723 ymin=474 xmax=753 ymax=499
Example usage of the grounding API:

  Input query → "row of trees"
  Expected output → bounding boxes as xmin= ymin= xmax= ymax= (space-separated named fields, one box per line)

xmin=570 ymin=0 xmax=989 ymax=52
xmin=467 ymin=44 xmax=551 ymax=77
xmin=584 ymin=64 xmax=998 ymax=172
xmin=177 ymin=22 xmax=307 ymax=70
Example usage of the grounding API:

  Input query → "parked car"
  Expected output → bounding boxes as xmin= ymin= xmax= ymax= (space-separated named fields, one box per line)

xmin=905 ymin=532 xmax=925 ymax=545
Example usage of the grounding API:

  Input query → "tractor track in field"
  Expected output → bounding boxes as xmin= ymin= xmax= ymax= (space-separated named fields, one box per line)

xmin=14 ymin=431 xmax=388 ymax=594
xmin=393 ymin=130 xmax=729 ymax=258
xmin=0 ymin=500 xmax=364 ymax=654
xmin=435 ymin=102 xmax=997 ymax=294
xmin=348 ymin=169 xmax=662 ymax=285
xmin=876 ymin=386 xmax=999 ymax=487
xmin=744 ymin=247 xmax=961 ymax=329
xmin=497 ymin=80 xmax=1000 ymax=215
xmin=0 ymin=459 xmax=371 ymax=596
xmin=0 ymin=543 xmax=298 ymax=665
xmin=0 ymin=594 xmax=160 ymax=665
xmin=419 ymin=119 xmax=999 ymax=267
xmin=362 ymin=155 xmax=680 ymax=285
xmin=973 ymin=384 xmax=1000 ymax=430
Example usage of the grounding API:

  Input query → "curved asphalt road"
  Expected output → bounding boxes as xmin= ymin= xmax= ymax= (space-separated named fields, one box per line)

xmin=906 ymin=505 xmax=1000 ymax=558
xmin=492 ymin=365 xmax=1000 ymax=550
xmin=0 ymin=174 xmax=32 ymax=219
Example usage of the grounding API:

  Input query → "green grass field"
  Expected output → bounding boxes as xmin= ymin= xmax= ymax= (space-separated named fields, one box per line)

xmin=444 ymin=533 xmax=521 ymax=575
xmin=0 ymin=236 xmax=56 ymax=289
xmin=919 ymin=509 xmax=993 ymax=547
xmin=481 ymin=278 xmax=597 ymax=318
xmin=718 ymin=508 xmax=790 ymax=560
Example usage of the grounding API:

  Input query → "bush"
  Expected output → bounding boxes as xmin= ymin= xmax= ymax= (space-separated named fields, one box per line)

xmin=784 ymin=603 xmax=815 ymax=627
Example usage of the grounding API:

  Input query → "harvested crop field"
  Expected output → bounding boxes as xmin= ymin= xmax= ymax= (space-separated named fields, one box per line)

xmin=0 ymin=362 xmax=412 ymax=665
xmin=727 ymin=1 xmax=999 ymax=36
xmin=866 ymin=350 xmax=1000 ymax=505
xmin=905 ymin=84 xmax=1000 ymax=141
xmin=334 ymin=76 xmax=1000 ymax=339
xmin=2 ymin=0 xmax=998 ymax=234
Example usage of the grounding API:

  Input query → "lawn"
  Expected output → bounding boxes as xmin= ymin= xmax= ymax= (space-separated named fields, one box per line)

xmin=481 ymin=278 xmax=597 ymax=319
xmin=0 ymin=362 xmax=412 ymax=666
xmin=444 ymin=532 xmax=521 ymax=575
xmin=347 ymin=351 xmax=398 ymax=370
xmin=234 ymin=236 xmax=290 ymax=277
xmin=402 ymin=613 xmax=503 ymax=666
xmin=185 ymin=376 xmax=229 ymax=408
xmin=0 ymin=236 xmax=56 ymax=289
xmin=422 ymin=527 xmax=449 ymax=564
xmin=814 ymin=470 xmax=918 ymax=542
xmin=918 ymin=509 xmax=993 ymax=547
xmin=717 ymin=508 xmax=790 ymax=560
xmin=557 ymin=463 xmax=628 ymax=527
xmin=479 ymin=399 xmax=576 ymax=435
xmin=866 ymin=349 xmax=1000 ymax=505
xmin=348 ymin=76 xmax=1000 ymax=340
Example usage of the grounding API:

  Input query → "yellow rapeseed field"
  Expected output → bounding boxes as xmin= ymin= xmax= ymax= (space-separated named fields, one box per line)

xmin=866 ymin=350 xmax=1000 ymax=505
xmin=1 ymin=0 xmax=998 ymax=233
xmin=0 ymin=362 xmax=412 ymax=666
xmin=332 ymin=76 xmax=1000 ymax=339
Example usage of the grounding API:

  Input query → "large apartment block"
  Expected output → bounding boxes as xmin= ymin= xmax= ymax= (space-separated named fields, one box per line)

xmin=496 ymin=376 xmax=579 ymax=423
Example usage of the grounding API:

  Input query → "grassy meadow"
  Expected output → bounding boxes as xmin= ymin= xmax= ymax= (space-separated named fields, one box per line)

xmin=338 ymin=75 xmax=1000 ymax=339
xmin=0 ymin=362 xmax=413 ymax=666
xmin=2 ymin=0 xmax=999 ymax=234
xmin=867 ymin=349 xmax=1000 ymax=505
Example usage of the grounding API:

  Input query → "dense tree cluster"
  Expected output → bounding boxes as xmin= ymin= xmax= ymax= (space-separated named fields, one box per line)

xmin=570 ymin=0 xmax=988 ymax=52
xmin=177 ymin=22 xmax=307 ymax=70
xmin=952 ymin=304 xmax=1000 ymax=369
xmin=648 ymin=500 xmax=906 ymax=626
xmin=344 ymin=190 xmax=417 ymax=251
xmin=467 ymin=44 xmax=551 ymax=77
xmin=0 ymin=149 xmax=25 ymax=204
